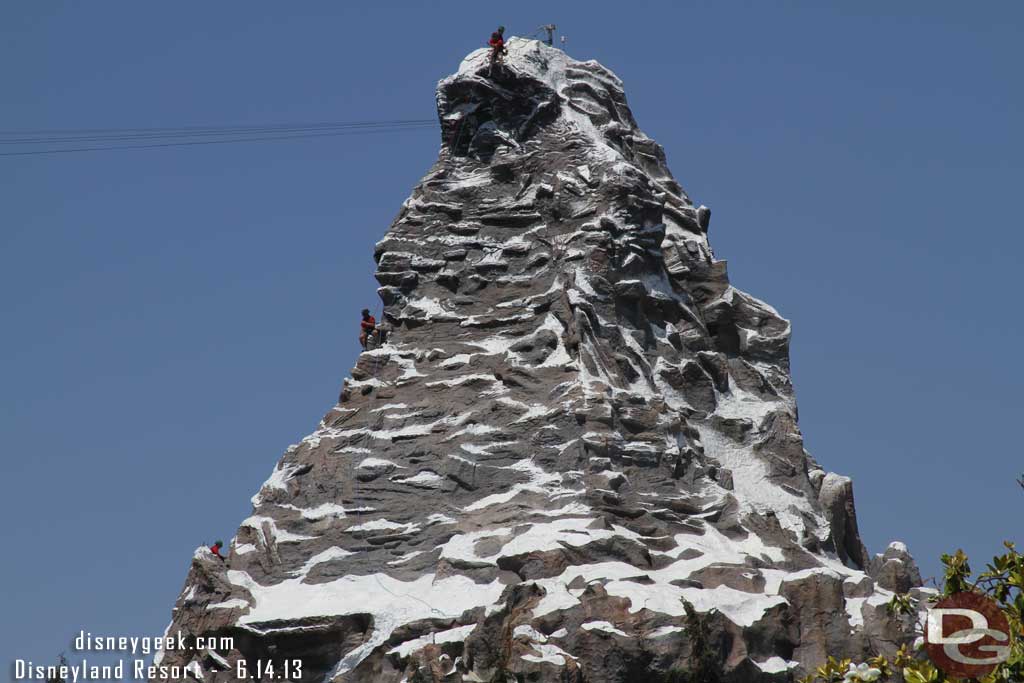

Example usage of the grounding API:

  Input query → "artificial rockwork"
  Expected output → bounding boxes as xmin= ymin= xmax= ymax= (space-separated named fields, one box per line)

xmin=155 ymin=38 xmax=924 ymax=683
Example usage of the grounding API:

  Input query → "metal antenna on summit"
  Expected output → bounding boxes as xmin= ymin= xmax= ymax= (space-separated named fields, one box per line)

xmin=538 ymin=24 xmax=556 ymax=46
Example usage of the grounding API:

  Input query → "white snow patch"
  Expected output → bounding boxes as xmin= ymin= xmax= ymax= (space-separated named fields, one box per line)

xmin=384 ymin=410 xmax=424 ymax=420
xmin=532 ymin=502 xmax=592 ymax=517
xmin=296 ymin=546 xmax=355 ymax=576
xmin=392 ymin=470 xmax=444 ymax=488
xmin=371 ymin=403 xmax=408 ymax=412
xmin=521 ymin=642 xmax=577 ymax=666
xmin=240 ymin=515 xmax=317 ymax=544
xmin=845 ymin=597 xmax=867 ymax=629
xmin=426 ymin=513 xmax=457 ymax=525
xmin=387 ymin=550 xmax=424 ymax=566
xmin=357 ymin=457 xmax=401 ymax=470
xmin=446 ymin=423 xmax=500 ymax=439
xmin=333 ymin=411 xmax=473 ymax=442
xmin=277 ymin=503 xmax=355 ymax=521
xmin=695 ymin=420 xmax=822 ymax=537
xmin=335 ymin=446 xmax=372 ymax=455
xmin=497 ymin=396 xmax=554 ymax=423
xmin=440 ymin=353 xmax=474 ymax=368
xmin=426 ymin=373 xmax=497 ymax=388
xmin=648 ymin=625 xmax=684 ymax=638
xmin=405 ymin=296 xmax=461 ymax=321
xmin=526 ymin=524 xmax=796 ymax=628
xmin=207 ymin=598 xmax=250 ymax=611
xmin=581 ymin=620 xmax=627 ymax=636
xmin=513 ymin=624 xmax=548 ymax=641
xmin=227 ymin=570 xmax=505 ymax=677
xmin=347 ymin=519 xmax=420 ymax=534
xmin=462 ymin=457 xmax=580 ymax=512
xmin=251 ymin=463 xmax=301 ymax=506
xmin=388 ymin=624 xmax=477 ymax=658
xmin=756 ymin=656 xmax=798 ymax=673
xmin=465 ymin=334 xmax=520 ymax=356
xmin=152 ymin=622 xmax=173 ymax=666
xmin=459 ymin=440 xmax=517 ymax=457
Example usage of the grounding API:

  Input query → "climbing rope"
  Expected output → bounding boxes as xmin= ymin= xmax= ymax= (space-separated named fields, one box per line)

xmin=450 ymin=113 xmax=469 ymax=151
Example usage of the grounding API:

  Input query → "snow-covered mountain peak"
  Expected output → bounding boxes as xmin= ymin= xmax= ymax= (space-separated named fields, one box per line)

xmin=154 ymin=46 xmax=924 ymax=683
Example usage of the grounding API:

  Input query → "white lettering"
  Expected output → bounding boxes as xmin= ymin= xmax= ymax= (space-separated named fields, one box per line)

xmin=928 ymin=608 xmax=1011 ymax=666
xmin=137 ymin=662 xmax=190 ymax=681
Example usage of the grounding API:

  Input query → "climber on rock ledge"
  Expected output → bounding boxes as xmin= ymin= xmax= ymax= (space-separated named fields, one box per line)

xmin=209 ymin=540 xmax=225 ymax=560
xmin=359 ymin=309 xmax=376 ymax=350
xmin=488 ymin=26 xmax=507 ymax=73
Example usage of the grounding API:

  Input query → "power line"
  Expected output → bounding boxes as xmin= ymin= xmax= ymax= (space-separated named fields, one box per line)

xmin=0 ymin=124 xmax=436 ymax=156
xmin=0 ymin=120 xmax=439 ymax=157
xmin=0 ymin=119 xmax=438 ymax=144
xmin=0 ymin=118 xmax=437 ymax=137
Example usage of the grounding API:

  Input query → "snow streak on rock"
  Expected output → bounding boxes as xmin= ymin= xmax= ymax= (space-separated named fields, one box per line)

xmin=156 ymin=38 xmax=925 ymax=682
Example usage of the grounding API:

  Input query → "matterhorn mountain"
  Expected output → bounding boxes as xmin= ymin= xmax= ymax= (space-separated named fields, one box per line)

xmin=156 ymin=38 xmax=926 ymax=682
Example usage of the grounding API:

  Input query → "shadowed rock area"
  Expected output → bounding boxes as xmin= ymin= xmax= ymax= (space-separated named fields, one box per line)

xmin=153 ymin=38 xmax=926 ymax=683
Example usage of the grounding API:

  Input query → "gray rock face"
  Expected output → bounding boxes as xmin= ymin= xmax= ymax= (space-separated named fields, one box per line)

xmin=154 ymin=39 xmax=920 ymax=682
xmin=868 ymin=542 xmax=924 ymax=594
xmin=818 ymin=473 xmax=870 ymax=569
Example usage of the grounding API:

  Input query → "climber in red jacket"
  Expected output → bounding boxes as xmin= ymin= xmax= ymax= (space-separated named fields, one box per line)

xmin=488 ymin=26 xmax=507 ymax=71
xmin=209 ymin=540 xmax=224 ymax=560
xmin=359 ymin=309 xmax=376 ymax=350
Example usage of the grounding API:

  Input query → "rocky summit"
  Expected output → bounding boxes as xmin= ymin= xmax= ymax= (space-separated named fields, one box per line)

xmin=156 ymin=38 xmax=927 ymax=682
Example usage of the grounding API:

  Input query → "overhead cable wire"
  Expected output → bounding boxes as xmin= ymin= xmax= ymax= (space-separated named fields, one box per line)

xmin=0 ymin=120 xmax=439 ymax=157
xmin=0 ymin=119 xmax=438 ymax=145
xmin=0 ymin=124 xmax=436 ymax=157
xmin=0 ymin=118 xmax=437 ymax=137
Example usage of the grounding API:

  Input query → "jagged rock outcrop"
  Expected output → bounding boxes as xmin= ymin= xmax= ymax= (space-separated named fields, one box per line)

xmin=154 ymin=38 xmax=923 ymax=682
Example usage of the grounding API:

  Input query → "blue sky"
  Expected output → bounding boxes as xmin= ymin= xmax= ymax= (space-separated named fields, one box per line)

xmin=2 ymin=1 xmax=1021 ymax=669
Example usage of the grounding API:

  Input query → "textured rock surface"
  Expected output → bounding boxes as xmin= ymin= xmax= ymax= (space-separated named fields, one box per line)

xmin=155 ymin=39 xmax=924 ymax=682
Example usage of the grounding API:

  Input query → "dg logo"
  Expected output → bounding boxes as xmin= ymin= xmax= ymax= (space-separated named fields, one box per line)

xmin=925 ymin=591 xmax=1013 ymax=679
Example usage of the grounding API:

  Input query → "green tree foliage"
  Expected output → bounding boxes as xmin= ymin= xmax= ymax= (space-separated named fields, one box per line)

xmin=800 ymin=540 xmax=1022 ymax=682
xmin=681 ymin=599 xmax=723 ymax=683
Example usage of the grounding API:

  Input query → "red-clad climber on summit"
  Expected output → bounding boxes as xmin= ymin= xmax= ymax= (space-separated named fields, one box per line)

xmin=209 ymin=540 xmax=225 ymax=560
xmin=488 ymin=26 xmax=507 ymax=72
xmin=359 ymin=309 xmax=376 ymax=350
